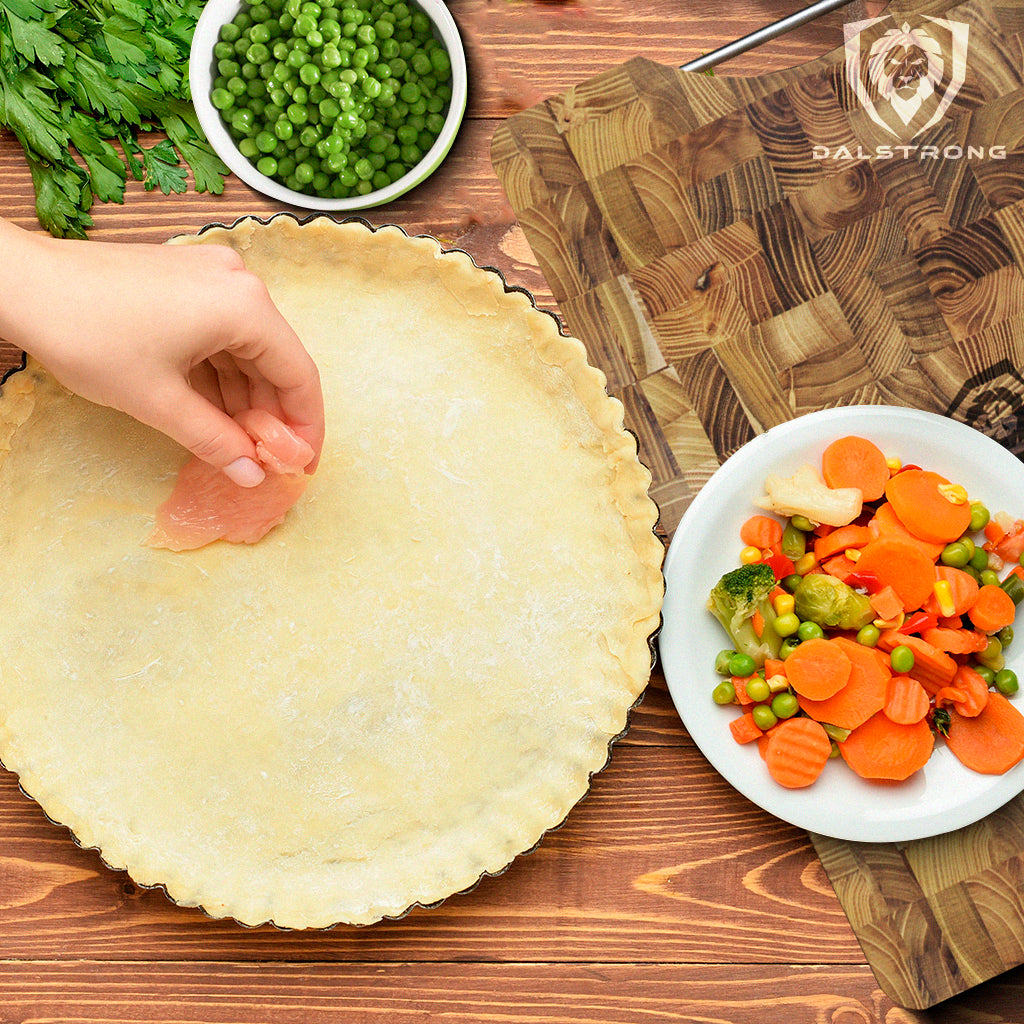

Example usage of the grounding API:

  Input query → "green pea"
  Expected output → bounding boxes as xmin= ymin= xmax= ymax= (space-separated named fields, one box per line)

xmin=797 ymin=621 xmax=824 ymax=642
xmin=211 ymin=87 xmax=235 ymax=110
xmin=997 ymin=626 xmax=1014 ymax=649
xmin=746 ymin=678 xmax=771 ymax=703
xmin=773 ymin=612 xmax=800 ymax=638
xmin=995 ymin=669 xmax=1019 ymax=696
xmin=977 ymin=637 xmax=1004 ymax=671
xmin=779 ymin=637 xmax=801 ymax=659
xmin=970 ymin=546 xmax=989 ymax=571
xmin=790 ymin=515 xmax=816 ymax=532
xmin=751 ymin=705 xmax=778 ymax=731
xmin=973 ymin=663 xmax=996 ymax=685
xmin=728 ymin=652 xmax=757 ymax=679
xmin=856 ymin=623 xmax=881 ymax=647
xmin=940 ymin=542 xmax=971 ymax=568
xmin=969 ymin=502 xmax=990 ymax=532
xmin=712 ymin=680 xmax=737 ymax=705
xmin=771 ymin=692 xmax=799 ymax=719
xmin=890 ymin=645 xmax=915 ymax=674
xmin=256 ymin=155 xmax=278 ymax=176
xmin=981 ymin=569 xmax=1001 ymax=588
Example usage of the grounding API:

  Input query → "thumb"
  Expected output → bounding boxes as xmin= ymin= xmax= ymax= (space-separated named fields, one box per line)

xmin=139 ymin=381 xmax=266 ymax=487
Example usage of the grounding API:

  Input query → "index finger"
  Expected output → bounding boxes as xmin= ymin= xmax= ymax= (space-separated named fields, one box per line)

xmin=222 ymin=283 xmax=326 ymax=470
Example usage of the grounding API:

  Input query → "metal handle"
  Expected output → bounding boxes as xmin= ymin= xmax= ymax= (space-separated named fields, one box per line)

xmin=681 ymin=0 xmax=857 ymax=72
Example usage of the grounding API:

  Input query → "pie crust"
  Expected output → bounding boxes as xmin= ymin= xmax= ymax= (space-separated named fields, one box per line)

xmin=0 ymin=216 xmax=664 ymax=927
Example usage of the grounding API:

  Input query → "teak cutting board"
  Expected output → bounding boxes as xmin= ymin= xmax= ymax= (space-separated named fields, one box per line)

xmin=492 ymin=0 xmax=1024 ymax=1009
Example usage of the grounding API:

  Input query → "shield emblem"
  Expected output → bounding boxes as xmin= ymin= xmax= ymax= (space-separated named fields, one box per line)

xmin=844 ymin=15 xmax=970 ymax=139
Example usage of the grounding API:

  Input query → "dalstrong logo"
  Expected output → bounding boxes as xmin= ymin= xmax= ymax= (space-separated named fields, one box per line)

xmin=844 ymin=15 xmax=969 ymax=140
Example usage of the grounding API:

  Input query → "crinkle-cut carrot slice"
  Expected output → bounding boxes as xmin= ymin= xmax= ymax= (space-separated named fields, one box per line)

xmin=765 ymin=718 xmax=833 ymax=788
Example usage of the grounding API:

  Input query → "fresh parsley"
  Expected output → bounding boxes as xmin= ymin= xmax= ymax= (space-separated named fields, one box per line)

xmin=0 ymin=0 xmax=228 ymax=237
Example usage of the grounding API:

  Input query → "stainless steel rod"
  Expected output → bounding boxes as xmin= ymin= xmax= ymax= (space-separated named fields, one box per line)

xmin=681 ymin=0 xmax=858 ymax=72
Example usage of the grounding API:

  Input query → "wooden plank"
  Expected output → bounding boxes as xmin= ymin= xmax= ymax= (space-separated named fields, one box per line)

xmin=0 ymin=733 xmax=867 ymax=964
xmin=0 ymin=961 xmax=914 ymax=1024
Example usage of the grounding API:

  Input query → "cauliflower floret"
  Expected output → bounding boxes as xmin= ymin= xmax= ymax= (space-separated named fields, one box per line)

xmin=754 ymin=463 xmax=862 ymax=527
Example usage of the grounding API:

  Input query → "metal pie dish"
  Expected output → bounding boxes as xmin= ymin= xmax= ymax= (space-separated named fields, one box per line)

xmin=0 ymin=214 xmax=664 ymax=928
xmin=189 ymin=0 xmax=468 ymax=210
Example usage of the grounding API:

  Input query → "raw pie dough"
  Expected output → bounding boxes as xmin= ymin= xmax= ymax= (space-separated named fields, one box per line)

xmin=0 ymin=217 xmax=663 ymax=928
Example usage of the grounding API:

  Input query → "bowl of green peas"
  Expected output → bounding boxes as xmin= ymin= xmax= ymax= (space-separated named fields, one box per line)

xmin=190 ymin=0 xmax=467 ymax=208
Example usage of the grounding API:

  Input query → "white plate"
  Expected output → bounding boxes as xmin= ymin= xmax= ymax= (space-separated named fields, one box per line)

xmin=660 ymin=406 xmax=1024 ymax=843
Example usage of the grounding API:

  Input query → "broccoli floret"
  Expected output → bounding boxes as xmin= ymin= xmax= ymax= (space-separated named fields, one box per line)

xmin=706 ymin=562 xmax=781 ymax=665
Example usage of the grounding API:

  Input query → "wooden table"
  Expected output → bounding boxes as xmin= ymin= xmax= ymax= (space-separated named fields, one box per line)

xmin=3 ymin=2 xmax=1024 ymax=1021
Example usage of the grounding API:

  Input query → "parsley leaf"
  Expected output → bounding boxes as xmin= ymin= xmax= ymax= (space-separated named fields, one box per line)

xmin=0 ymin=0 xmax=228 ymax=236
xmin=139 ymin=136 xmax=186 ymax=194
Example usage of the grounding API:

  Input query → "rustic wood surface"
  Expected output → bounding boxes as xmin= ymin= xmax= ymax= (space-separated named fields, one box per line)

xmin=3 ymin=1 xmax=1024 ymax=1022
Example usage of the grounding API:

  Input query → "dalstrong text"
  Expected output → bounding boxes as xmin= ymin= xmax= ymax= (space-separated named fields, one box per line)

xmin=813 ymin=144 xmax=1007 ymax=161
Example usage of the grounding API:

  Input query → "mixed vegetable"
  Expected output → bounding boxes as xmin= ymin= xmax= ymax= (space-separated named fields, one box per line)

xmin=709 ymin=434 xmax=1024 ymax=789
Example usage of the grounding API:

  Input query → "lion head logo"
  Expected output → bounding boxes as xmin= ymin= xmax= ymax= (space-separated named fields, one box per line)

xmin=845 ymin=16 xmax=969 ymax=139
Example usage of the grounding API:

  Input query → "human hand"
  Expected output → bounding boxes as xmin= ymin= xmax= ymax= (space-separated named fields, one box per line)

xmin=0 ymin=219 xmax=324 ymax=486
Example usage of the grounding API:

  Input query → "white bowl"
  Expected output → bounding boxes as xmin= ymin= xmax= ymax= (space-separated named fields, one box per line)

xmin=660 ymin=407 xmax=1024 ymax=843
xmin=189 ymin=0 xmax=467 ymax=210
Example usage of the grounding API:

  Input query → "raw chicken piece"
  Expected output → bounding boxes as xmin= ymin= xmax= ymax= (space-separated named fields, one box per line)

xmin=146 ymin=410 xmax=315 ymax=552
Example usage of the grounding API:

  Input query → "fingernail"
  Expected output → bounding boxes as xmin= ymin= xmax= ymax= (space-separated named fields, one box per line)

xmin=224 ymin=456 xmax=266 ymax=488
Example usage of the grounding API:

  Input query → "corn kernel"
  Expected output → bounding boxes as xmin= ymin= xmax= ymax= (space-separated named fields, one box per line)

xmin=886 ymin=457 xmax=902 ymax=474
xmin=933 ymin=579 xmax=956 ymax=618
xmin=938 ymin=483 xmax=969 ymax=505
xmin=773 ymin=593 xmax=795 ymax=616
xmin=740 ymin=545 xmax=762 ymax=565
xmin=844 ymin=548 xmax=862 ymax=562
xmin=794 ymin=552 xmax=818 ymax=575
xmin=873 ymin=614 xmax=904 ymax=629
xmin=767 ymin=674 xmax=790 ymax=693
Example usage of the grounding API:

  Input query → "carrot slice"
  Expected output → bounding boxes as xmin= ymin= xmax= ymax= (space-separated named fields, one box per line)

xmin=839 ymin=711 xmax=935 ymax=780
xmin=784 ymin=637 xmax=852 ymax=701
xmin=740 ymin=515 xmax=783 ymax=550
xmin=868 ymin=502 xmax=945 ymax=561
xmin=922 ymin=566 xmax=980 ymax=618
xmin=797 ymin=637 xmax=891 ymax=730
xmin=730 ymin=712 xmax=763 ymax=745
xmin=884 ymin=469 xmax=973 ymax=544
xmin=821 ymin=553 xmax=858 ymax=582
xmin=822 ymin=436 xmax=890 ymax=501
xmin=940 ymin=666 xmax=989 ymax=718
xmin=869 ymin=585 xmax=904 ymax=623
xmin=945 ymin=692 xmax=1024 ymax=774
xmin=854 ymin=537 xmax=937 ymax=613
xmin=920 ymin=627 xmax=989 ymax=654
xmin=967 ymin=584 xmax=1016 ymax=633
xmin=883 ymin=675 xmax=931 ymax=725
xmin=813 ymin=524 xmax=871 ymax=563
xmin=764 ymin=717 xmax=833 ymax=788
xmin=876 ymin=630 xmax=957 ymax=694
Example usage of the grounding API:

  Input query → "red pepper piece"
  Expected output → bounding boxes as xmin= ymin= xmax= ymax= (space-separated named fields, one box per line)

xmin=899 ymin=610 xmax=938 ymax=635
xmin=844 ymin=569 xmax=882 ymax=593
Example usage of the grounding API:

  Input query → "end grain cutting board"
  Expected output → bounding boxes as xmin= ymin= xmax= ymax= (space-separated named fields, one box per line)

xmin=491 ymin=0 xmax=1024 ymax=1009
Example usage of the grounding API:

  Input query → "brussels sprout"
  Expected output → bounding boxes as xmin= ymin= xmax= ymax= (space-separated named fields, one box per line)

xmin=793 ymin=574 xmax=874 ymax=631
